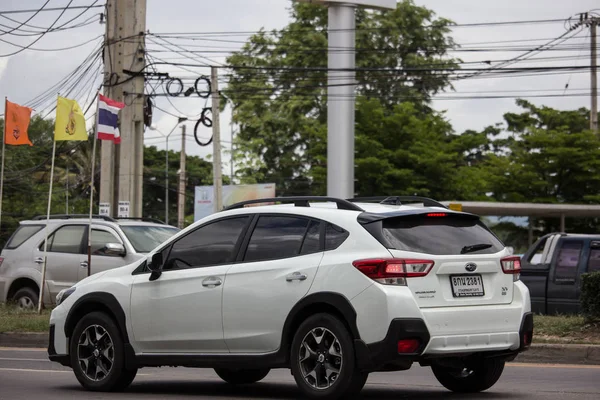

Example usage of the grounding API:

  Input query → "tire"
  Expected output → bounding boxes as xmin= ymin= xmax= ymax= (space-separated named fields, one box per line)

xmin=214 ymin=368 xmax=270 ymax=385
xmin=290 ymin=313 xmax=368 ymax=400
xmin=69 ymin=311 xmax=138 ymax=392
xmin=12 ymin=287 xmax=38 ymax=310
xmin=431 ymin=358 xmax=505 ymax=393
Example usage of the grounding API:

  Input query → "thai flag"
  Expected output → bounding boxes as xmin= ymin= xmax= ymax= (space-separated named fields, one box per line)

xmin=96 ymin=94 xmax=125 ymax=144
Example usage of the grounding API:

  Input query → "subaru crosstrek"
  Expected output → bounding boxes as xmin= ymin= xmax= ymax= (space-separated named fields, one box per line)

xmin=48 ymin=196 xmax=532 ymax=399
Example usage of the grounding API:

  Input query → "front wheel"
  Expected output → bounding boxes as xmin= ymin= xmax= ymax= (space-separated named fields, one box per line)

xmin=69 ymin=311 xmax=138 ymax=391
xmin=431 ymin=358 xmax=505 ymax=393
xmin=290 ymin=313 xmax=368 ymax=399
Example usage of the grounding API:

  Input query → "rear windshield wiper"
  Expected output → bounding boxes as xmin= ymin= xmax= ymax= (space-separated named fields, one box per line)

xmin=461 ymin=243 xmax=492 ymax=254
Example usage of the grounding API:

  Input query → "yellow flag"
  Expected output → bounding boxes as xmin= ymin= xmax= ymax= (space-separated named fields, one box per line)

xmin=54 ymin=96 xmax=88 ymax=141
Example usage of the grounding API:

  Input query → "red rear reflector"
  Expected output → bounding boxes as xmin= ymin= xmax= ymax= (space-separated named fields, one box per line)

xmin=0 ymin=257 xmax=3 ymax=268
xmin=397 ymin=339 xmax=420 ymax=353
xmin=426 ymin=213 xmax=447 ymax=217
xmin=501 ymin=256 xmax=521 ymax=274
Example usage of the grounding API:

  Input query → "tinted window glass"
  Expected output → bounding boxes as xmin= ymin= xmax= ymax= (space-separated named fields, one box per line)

xmin=48 ymin=225 xmax=85 ymax=254
xmin=379 ymin=215 xmax=504 ymax=255
xmin=325 ymin=223 xmax=349 ymax=251
xmin=554 ymin=241 xmax=583 ymax=283
xmin=301 ymin=220 xmax=321 ymax=255
xmin=588 ymin=246 xmax=600 ymax=273
xmin=245 ymin=216 xmax=309 ymax=262
xmin=91 ymin=229 xmax=121 ymax=256
xmin=5 ymin=225 xmax=43 ymax=249
xmin=165 ymin=217 xmax=248 ymax=270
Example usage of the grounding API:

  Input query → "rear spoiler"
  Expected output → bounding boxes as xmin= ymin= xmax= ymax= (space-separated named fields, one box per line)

xmin=357 ymin=209 xmax=480 ymax=225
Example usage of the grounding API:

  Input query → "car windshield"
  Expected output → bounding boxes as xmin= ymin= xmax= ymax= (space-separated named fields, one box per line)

xmin=120 ymin=225 xmax=179 ymax=253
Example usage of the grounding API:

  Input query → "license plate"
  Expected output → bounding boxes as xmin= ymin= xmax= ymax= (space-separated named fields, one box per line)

xmin=450 ymin=274 xmax=484 ymax=297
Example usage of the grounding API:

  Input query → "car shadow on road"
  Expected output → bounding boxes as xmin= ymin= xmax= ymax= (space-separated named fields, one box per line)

xmin=59 ymin=381 xmax=521 ymax=399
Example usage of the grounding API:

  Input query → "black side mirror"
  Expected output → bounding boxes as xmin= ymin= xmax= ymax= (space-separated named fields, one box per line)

xmin=148 ymin=252 xmax=163 ymax=281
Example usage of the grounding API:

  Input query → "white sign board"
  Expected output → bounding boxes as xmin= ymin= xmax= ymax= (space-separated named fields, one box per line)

xmin=296 ymin=0 xmax=396 ymax=10
xmin=99 ymin=202 xmax=111 ymax=216
xmin=194 ymin=184 xmax=276 ymax=221
xmin=117 ymin=201 xmax=130 ymax=218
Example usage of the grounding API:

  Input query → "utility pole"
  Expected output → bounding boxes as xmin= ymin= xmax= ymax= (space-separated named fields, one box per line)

xmin=177 ymin=124 xmax=186 ymax=229
xmin=591 ymin=19 xmax=598 ymax=134
xmin=211 ymin=66 xmax=223 ymax=212
xmin=296 ymin=1 xmax=395 ymax=199
xmin=100 ymin=0 xmax=146 ymax=218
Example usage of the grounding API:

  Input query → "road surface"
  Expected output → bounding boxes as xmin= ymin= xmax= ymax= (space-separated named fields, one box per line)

xmin=1 ymin=347 xmax=599 ymax=399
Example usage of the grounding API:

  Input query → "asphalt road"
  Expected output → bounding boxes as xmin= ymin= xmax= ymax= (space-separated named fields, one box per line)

xmin=1 ymin=347 xmax=599 ymax=400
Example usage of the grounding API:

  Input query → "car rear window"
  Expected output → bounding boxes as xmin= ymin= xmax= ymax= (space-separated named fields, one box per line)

xmin=5 ymin=225 xmax=44 ymax=249
xmin=378 ymin=214 xmax=504 ymax=255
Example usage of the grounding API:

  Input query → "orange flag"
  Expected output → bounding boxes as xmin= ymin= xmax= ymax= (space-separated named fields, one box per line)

xmin=4 ymin=100 xmax=33 ymax=146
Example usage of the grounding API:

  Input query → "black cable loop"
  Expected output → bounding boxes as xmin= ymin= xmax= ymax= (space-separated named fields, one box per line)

xmin=194 ymin=108 xmax=213 ymax=146
xmin=194 ymin=76 xmax=211 ymax=98
xmin=165 ymin=77 xmax=183 ymax=96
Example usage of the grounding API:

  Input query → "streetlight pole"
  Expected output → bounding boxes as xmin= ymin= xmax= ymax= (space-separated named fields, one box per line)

xmin=149 ymin=116 xmax=187 ymax=225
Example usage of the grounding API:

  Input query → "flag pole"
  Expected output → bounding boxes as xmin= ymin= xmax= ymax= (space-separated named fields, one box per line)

xmin=0 ymin=97 xmax=7 ymax=235
xmin=38 ymin=139 xmax=57 ymax=314
xmin=86 ymin=111 xmax=98 ymax=277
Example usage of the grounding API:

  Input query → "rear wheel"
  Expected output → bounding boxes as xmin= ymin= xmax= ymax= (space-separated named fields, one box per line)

xmin=431 ymin=358 xmax=505 ymax=393
xmin=290 ymin=313 xmax=368 ymax=399
xmin=69 ymin=311 xmax=137 ymax=392
xmin=214 ymin=368 xmax=270 ymax=385
xmin=11 ymin=287 xmax=38 ymax=310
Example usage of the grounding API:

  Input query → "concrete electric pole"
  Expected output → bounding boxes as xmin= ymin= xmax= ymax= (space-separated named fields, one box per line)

xmin=296 ymin=1 xmax=395 ymax=199
xmin=100 ymin=0 xmax=146 ymax=218
xmin=178 ymin=124 xmax=186 ymax=228
xmin=211 ymin=66 xmax=223 ymax=212
xmin=591 ymin=19 xmax=598 ymax=134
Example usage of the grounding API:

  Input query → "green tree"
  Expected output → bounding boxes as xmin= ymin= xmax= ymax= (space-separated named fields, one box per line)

xmin=226 ymin=0 xmax=459 ymax=195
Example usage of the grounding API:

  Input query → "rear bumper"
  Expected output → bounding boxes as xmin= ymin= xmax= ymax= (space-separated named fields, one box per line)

xmin=355 ymin=312 xmax=533 ymax=372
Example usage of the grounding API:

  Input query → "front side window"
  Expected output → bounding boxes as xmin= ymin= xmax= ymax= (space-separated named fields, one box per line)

xmin=164 ymin=217 xmax=249 ymax=270
xmin=121 ymin=225 xmax=180 ymax=253
xmin=554 ymin=241 xmax=583 ymax=284
xmin=527 ymin=237 xmax=548 ymax=265
xmin=91 ymin=229 xmax=122 ymax=256
xmin=244 ymin=216 xmax=310 ymax=262
xmin=44 ymin=225 xmax=86 ymax=254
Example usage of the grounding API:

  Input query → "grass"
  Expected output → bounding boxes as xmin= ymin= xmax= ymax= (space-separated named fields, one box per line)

xmin=0 ymin=303 xmax=51 ymax=333
xmin=533 ymin=314 xmax=600 ymax=344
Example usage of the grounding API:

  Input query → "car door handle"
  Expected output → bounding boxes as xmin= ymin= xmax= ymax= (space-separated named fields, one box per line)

xmin=80 ymin=261 xmax=89 ymax=269
xmin=286 ymin=272 xmax=308 ymax=282
xmin=202 ymin=277 xmax=222 ymax=288
xmin=34 ymin=257 xmax=44 ymax=264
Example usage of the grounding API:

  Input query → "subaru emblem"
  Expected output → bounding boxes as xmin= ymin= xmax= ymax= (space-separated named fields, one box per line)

xmin=465 ymin=262 xmax=477 ymax=272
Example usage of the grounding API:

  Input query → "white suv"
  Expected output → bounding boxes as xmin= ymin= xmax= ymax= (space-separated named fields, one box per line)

xmin=48 ymin=196 xmax=532 ymax=399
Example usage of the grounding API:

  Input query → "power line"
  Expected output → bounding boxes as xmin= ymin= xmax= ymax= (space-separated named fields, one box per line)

xmin=0 ymin=0 xmax=50 ymax=37
xmin=0 ymin=4 xmax=105 ymax=15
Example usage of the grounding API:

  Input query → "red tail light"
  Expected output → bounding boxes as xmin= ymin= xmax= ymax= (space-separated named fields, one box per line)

xmin=352 ymin=258 xmax=434 ymax=285
xmin=0 ymin=257 xmax=3 ymax=268
xmin=426 ymin=213 xmax=447 ymax=217
xmin=500 ymin=256 xmax=521 ymax=274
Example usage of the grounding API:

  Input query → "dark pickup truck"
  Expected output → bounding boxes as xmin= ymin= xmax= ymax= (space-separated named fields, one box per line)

xmin=520 ymin=233 xmax=600 ymax=315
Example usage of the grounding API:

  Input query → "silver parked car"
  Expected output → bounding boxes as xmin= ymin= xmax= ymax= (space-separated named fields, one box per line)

xmin=0 ymin=214 xmax=179 ymax=309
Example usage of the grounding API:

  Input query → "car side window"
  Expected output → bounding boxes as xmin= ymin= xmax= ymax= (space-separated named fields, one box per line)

xmin=527 ymin=237 xmax=548 ymax=265
xmin=300 ymin=220 xmax=321 ymax=255
xmin=587 ymin=241 xmax=600 ymax=273
xmin=91 ymin=229 xmax=122 ymax=256
xmin=244 ymin=216 xmax=310 ymax=262
xmin=325 ymin=223 xmax=349 ymax=251
xmin=164 ymin=217 xmax=249 ymax=270
xmin=40 ymin=225 xmax=86 ymax=254
xmin=554 ymin=240 xmax=583 ymax=284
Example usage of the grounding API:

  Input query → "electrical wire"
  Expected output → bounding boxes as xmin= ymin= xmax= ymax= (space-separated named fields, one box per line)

xmin=0 ymin=0 xmax=75 ymax=57
xmin=0 ymin=4 xmax=105 ymax=15
xmin=0 ymin=0 xmax=50 ymax=37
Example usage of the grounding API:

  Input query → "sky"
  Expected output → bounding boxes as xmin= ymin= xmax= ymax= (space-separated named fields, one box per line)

xmin=0 ymin=0 xmax=598 ymax=178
